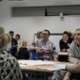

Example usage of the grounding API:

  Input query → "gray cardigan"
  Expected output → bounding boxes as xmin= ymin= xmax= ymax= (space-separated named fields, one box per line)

xmin=69 ymin=41 xmax=80 ymax=63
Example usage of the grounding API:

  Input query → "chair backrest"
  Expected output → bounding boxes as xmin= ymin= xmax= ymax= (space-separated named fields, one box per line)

xmin=17 ymin=47 xmax=29 ymax=59
xmin=58 ymin=52 xmax=69 ymax=62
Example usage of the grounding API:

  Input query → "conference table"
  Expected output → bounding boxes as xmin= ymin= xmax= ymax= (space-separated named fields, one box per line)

xmin=18 ymin=60 xmax=70 ymax=80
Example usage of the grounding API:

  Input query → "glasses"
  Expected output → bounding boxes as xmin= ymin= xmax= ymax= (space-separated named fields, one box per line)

xmin=42 ymin=33 xmax=49 ymax=35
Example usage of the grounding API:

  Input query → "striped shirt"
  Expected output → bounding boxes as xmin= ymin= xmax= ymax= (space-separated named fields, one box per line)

xmin=36 ymin=39 xmax=57 ymax=60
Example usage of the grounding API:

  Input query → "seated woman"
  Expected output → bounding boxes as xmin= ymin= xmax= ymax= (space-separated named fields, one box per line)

xmin=59 ymin=31 xmax=73 ymax=52
xmin=0 ymin=27 xmax=23 ymax=80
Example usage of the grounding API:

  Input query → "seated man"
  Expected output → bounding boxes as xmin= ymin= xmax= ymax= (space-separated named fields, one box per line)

xmin=63 ymin=28 xmax=80 ymax=80
xmin=51 ymin=28 xmax=80 ymax=80
xmin=28 ymin=29 xmax=58 ymax=61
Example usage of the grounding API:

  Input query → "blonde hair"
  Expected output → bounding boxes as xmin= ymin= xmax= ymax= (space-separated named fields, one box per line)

xmin=0 ymin=33 xmax=11 ymax=49
xmin=4 ymin=33 xmax=11 ymax=43
xmin=76 ymin=28 xmax=80 ymax=31
xmin=0 ymin=27 xmax=10 ymax=49
xmin=36 ymin=31 xmax=42 ymax=39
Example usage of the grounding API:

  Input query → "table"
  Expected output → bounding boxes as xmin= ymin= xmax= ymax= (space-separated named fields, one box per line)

xmin=18 ymin=60 xmax=70 ymax=80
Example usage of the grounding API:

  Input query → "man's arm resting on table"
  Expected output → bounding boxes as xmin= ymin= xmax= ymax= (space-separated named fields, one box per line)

xmin=69 ymin=57 xmax=80 ymax=63
xmin=53 ymin=55 xmax=58 ymax=61
xmin=66 ymin=61 xmax=80 ymax=73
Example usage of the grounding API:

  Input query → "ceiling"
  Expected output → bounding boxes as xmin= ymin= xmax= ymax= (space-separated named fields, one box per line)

xmin=1 ymin=0 xmax=80 ymax=7
xmin=6 ymin=0 xmax=80 ymax=6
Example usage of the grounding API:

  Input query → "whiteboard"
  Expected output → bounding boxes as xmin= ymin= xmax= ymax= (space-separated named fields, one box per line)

xmin=50 ymin=35 xmax=62 ymax=51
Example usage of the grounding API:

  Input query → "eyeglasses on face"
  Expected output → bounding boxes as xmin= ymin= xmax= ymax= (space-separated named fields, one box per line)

xmin=42 ymin=33 xmax=49 ymax=35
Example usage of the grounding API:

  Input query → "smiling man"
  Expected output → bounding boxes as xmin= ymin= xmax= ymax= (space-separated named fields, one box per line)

xmin=36 ymin=29 xmax=58 ymax=60
xmin=28 ymin=29 xmax=58 ymax=60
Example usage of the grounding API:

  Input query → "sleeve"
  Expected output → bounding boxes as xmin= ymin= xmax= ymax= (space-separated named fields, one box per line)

xmin=68 ymin=42 xmax=75 ymax=57
xmin=15 ymin=39 xmax=18 ymax=45
xmin=0 ymin=51 xmax=23 ymax=80
xmin=6 ymin=42 xmax=11 ymax=49
xmin=51 ymin=42 xmax=58 ymax=57
xmin=8 ymin=56 xmax=23 ymax=80
xmin=59 ymin=39 xmax=65 ymax=51
xmin=68 ymin=42 xmax=80 ymax=63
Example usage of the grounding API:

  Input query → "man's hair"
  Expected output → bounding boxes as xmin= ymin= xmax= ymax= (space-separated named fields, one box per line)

xmin=36 ymin=31 xmax=42 ymax=35
xmin=63 ymin=31 xmax=70 ymax=37
xmin=43 ymin=29 xmax=50 ymax=35
xmin=9 ymin=31 xmax=14 ymax=34
xmin=76 ymin=28 xmax=80 ymax=31
xmin=0 ymin=27 xmax=5 ymax=34
xmin=16 ymin=34 xmax=20 ymax=38
xmin=63 ymin=31 xmax=68 ymax=35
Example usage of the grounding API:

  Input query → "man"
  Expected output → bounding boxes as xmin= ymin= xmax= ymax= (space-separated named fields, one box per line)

xmin=63 ymin=28 xmax=80 ymax=80
xmin=29 ymin=29 xmax=58 ymax=60
xmin=69 ymin=28 xmax=80 ymax=63
xmin=51 ymin=28 xmax=80 ymax=80
xmin=15 ymin=34 xmax=22 ymax=49
xmin=9 ymin=31 xmax=18 ymax=57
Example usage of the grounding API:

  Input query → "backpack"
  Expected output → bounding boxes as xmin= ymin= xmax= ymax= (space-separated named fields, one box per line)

xmin=17 ymin=47 xmax=29 ymax=59
xmin=31 ymin=50 xmax=39 ymax=60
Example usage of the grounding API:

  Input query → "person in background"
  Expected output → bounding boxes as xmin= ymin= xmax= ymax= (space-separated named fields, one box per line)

xmin=0 ymin=27 xmax=23 ymax=80
xmin=28 ymin=31 xmax=42 ymax=60
xmin=9 ymin=31 xmax=18 ymax=58
xmin=68 ymin=31 xmax=74 ymax=44
xmin=29 ymin=29 xmax=58 ymax=61
xmin=35 ymin=31 xmax=42 ymax=46
xmin=36 ymin=31 xmax=42 ymax=40
xmin=15 ymin=34 xmax=22 ymax=49
xmin=59 ymin=31 xmax=72 ymax=52
xmin=17 ymin=41 xmax=29 ymax=59
xmin=61 ymin=28 xmax=80 ymax=80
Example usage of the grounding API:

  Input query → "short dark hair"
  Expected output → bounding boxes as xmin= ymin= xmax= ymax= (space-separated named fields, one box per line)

xmin=9 ymin=31 xmax=14 ymax=34
xmin=63 ymin=31 xmax=68 ymax=34
xmin=63 ymin=31 xmax=70 ymax=37
xmin=43 ymin=29 xmax=50 ymax=35
xmin=16 ymin=34 xmax=20 ymax=38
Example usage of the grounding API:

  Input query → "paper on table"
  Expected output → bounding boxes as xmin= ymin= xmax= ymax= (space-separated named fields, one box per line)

xmin=19 ymin=64 xmax=27 ymax=67
xmin=37 ymin=64 xmax=66 ymax=71
xmin=58 ymin=52 xmax=68 ymax=55
xmin=18 ymin=60 xmax=56 ymax=66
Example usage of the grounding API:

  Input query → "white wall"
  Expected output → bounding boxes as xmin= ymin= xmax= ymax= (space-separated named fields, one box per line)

xmin=0 ymin=0 xmax=80 ymax=50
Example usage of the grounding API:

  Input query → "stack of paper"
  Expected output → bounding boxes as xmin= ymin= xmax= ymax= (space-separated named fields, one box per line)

xmin=18 ymin=60 xmax=56 ymax=66
xmin=37 ymin=64 xmax=66 ymax=71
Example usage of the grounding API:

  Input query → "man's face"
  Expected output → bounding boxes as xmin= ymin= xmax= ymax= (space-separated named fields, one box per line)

xmin=74 ymin=30 xmax=80 ymax=43
xmin=42 ymin=31 xmax=50 ymax=41
xmin=10 ymin=33 xmax=14 ymax=38
xmin=15 ymin=35 xmax=19 ymax=40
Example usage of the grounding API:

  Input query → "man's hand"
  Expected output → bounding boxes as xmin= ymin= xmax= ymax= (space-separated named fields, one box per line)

xmin=67 ymin=61 xmax=80 ymax=73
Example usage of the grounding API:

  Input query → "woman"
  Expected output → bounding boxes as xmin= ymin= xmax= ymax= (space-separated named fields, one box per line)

xmin=59 ymin=31 xmax=72 ymax=52
xmin=0 ymin=27 xmax=23 ymax=80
